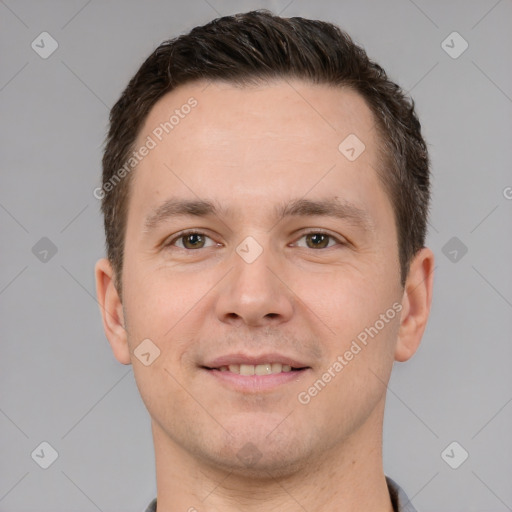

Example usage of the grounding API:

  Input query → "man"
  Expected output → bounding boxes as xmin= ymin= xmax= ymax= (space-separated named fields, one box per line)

xmin=95 ymin=10 xmax=434 ymax=512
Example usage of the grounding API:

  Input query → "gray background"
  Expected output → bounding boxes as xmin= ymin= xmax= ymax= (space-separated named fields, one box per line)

xmin=1 ymin=0 xmax=511 ymax=510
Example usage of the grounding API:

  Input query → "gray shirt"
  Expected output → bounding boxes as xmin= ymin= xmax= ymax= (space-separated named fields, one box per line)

xmin=144 ymin=476 xmax=417 ymax=511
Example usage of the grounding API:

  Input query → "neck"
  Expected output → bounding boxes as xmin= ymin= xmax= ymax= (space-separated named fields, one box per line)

xmin=151 ymin=400 xmax=394 ymax=512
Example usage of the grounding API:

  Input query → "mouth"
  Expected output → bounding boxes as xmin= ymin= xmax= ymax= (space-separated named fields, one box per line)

xmin=200 ymin=354 xmax=312 ymax=392
xmin=203 ymin=363 xmax=309 ymax=375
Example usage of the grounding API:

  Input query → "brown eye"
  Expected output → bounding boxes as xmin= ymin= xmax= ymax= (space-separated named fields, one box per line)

xmin=305 ymin=233 xmax=330 ymax=249
xmin=180 ymin=233 xmax=206 ymax=249
xmin=168 ymin=232 xmax=216 ymax=250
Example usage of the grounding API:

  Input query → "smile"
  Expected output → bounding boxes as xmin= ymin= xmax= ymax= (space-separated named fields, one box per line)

xmin=214 ymin=363 xmax=304 ymax=375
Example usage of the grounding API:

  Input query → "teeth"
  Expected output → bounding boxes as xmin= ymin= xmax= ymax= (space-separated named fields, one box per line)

xmin=218 ymin=363 xmax=295 ymax=375
xmin=255 ymin=364 xmax=272 ymax=375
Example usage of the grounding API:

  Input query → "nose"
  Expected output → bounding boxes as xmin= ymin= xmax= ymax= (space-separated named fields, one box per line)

xmin=214 ymin=240 xmax=294 ymax=329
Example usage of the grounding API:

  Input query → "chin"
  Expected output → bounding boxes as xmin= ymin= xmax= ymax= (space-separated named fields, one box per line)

xmin=200 ymin=424 xmax=311 ymax=479
xmin=208 ymin=445 xmax=309 ymax=480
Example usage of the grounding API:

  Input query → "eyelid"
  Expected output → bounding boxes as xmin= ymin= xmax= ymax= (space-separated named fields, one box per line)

xmin=291 ymin=229 xmax=348 ymax=248
xmin=163 ymin=229 xmax=219 ymax=249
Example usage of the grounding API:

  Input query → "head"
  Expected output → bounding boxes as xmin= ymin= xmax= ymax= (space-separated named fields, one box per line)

xmin=96 ymin=10 xmax=434 ymax=478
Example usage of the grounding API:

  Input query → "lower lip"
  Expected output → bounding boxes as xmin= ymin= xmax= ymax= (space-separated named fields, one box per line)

xmin=203 ymin=368 xmax=310 ymax=392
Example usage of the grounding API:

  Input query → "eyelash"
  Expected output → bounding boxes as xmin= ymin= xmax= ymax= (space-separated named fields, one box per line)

xmin=164 ymin=229 xmax=346 ymax=250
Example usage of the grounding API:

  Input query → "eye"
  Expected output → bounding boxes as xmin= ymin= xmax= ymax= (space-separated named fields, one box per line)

xmin=167 ymin=231 xmax=217 ymax=250
xmin=294 ymin=232 xmax=344 ymax=249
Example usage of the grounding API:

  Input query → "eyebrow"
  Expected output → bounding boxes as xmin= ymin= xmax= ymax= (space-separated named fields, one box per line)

xmin=276 ymin=198 xmax=374 ymax=232
xmin=143 ymin=197 xmax=374 ymax=233
xmin=144 ymin=198 xmax=222 ymax=231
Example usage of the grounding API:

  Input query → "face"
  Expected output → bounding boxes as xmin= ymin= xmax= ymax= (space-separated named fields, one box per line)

xmin=98 ymin=80 xmax=428 ymax=477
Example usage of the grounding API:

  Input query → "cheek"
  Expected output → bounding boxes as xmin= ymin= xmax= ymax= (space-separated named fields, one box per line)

xmin=291 ymin=262 xmax=393 ymax=332
xmin=122 ymin=260 xmax=199 ymax=335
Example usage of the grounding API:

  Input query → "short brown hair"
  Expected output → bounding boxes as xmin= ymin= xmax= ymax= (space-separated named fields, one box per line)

xmin=101 ymin=9 xmax=430 ymax=296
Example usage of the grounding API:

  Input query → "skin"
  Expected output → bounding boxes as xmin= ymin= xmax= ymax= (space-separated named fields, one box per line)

xmin=96 ymin=79 xmax=434 ymax=512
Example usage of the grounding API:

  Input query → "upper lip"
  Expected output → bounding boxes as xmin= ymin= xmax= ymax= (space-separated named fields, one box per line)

xmin=203 ymin=353 xmax=311 ymax=369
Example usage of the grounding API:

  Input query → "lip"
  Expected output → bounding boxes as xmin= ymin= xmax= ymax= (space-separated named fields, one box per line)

xmin=200 ymin=352 xmax=312 ymax=393
xmin=203 ymin=352 xmax=310 ymax=369
xmin=202 ymin=366 xmax=311 ymax=392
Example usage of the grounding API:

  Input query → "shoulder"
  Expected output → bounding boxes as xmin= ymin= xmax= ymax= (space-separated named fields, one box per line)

xmin=386 ymin=476 xmax=419 ymax=512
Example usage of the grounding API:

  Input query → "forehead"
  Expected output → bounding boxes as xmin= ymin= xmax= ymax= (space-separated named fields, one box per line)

xmin=127 ymin=79 xmax=390 ymax=230
xmin=138 ymin=79 xmax=377 ymax=161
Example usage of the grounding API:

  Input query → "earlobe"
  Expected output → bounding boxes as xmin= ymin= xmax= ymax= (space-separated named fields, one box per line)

xmin=395 ymin=247 xmax=435 ymax=362
xmin=94 ymin=258 xmax=131 ymax=365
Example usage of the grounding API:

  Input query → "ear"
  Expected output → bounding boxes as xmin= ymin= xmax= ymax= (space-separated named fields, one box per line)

xmin=95 ymin=258 xmax=131 ymax=365
xmin=395 ymin=247 xmax=435 ymax=362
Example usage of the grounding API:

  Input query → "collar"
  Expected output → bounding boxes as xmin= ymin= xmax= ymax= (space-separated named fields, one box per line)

xmin=144 ymin=475 xmax=418 ymax=512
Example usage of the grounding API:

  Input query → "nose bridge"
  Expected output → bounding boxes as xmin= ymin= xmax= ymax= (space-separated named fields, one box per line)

xmin=214 ymin=234 xmax=294 ymax=326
